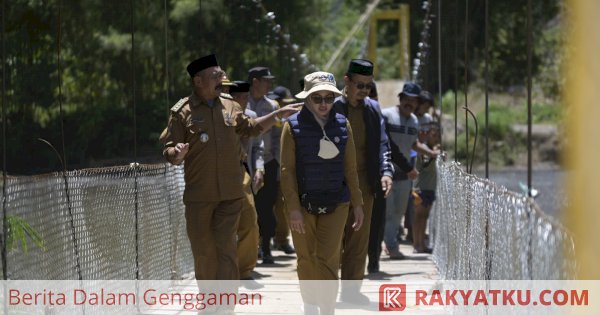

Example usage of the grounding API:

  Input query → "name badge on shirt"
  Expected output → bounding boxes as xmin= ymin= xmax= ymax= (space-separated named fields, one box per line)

xmin=199 ymin=132 xmax=210 ymax=143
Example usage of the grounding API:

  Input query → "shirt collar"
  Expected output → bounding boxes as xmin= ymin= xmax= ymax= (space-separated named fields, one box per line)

xmin=190 ymin=92 xmax=218 ymax=108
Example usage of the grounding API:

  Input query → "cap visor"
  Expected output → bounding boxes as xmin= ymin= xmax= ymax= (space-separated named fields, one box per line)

xmin=400 ymin=92 xmax=420 ymax=97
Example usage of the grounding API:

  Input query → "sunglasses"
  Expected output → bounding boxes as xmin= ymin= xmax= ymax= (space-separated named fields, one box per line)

xmin=352 ymin=81 xmax=375 ymax=90
xmin=310 ymin=94 xmax=336 ymax=104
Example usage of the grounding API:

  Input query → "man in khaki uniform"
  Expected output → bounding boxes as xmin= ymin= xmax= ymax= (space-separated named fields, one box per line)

xmin=162 ymin=54 xmax=298 ymax=280
xmin=229 ymin=81 xmax=264 ymax=287
xmin=266 ymin=86 xmax=297 ymax=254
xmin=333 ymin=59 xmax=394 ymax=304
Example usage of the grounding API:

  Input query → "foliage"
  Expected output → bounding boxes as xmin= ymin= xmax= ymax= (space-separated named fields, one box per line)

xmin=0 ymin=0 xmax=564 ymax=173
xmin=2 ymin=0 xmax=323 ymax=173
xmin=416 ymin=0 xmax=563 ymax=101
xmin=442 ymin=88 xmax=562 ymax=166
xmin=6 ymin=215 xmax=46 ymax=253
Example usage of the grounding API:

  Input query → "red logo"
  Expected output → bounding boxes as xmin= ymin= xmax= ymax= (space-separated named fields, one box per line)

xmin=379 ymin=284 xmax=407 ymax=311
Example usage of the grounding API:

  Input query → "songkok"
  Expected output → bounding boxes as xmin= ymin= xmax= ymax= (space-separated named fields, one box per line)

xmin=187 ymin=54 xmax=219 ymax=77
xmin=229 ymin=81 xmax=250 ymax=93
xmin=347 ymin=59 xmax=374 ymax=76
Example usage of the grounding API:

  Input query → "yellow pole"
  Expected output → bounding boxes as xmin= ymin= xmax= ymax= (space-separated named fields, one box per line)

xmin=368 ymin=15 xmax=378 ymax=76
xmin=565 ymin=0 xmax=600 ymax=281
xmin=367 ymin=8 xmax=410 ymax=79
xmin=400 ymin=4 xmax=410 ymax=80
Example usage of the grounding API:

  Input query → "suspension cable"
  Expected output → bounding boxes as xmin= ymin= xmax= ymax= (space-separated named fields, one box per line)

xmin=464 ymin=0 xmax=469 ymax=173
xmin=437 ymin=0 xmax=443 ymax=149
xmin=1 ymin=0 xmax=8 ymax=281
xmin=163 ymin=0 xmax=170 ymax=115
xmin=527 ymin=0 xmax=533 ymax=197
xmin=163 ymin=0 xmax=177 ymax=280
xmin=484 ymin=0 xmax=490 ymax=179
xmin=56 ymin=0 xmax=82 ymax=281
xmin=453 ymin=0 xmax=458 ymax=162
xmin=130 ymin=0 xmax=140 ymax=280
xmin=324 ymin=0 xmax=382 ymax=72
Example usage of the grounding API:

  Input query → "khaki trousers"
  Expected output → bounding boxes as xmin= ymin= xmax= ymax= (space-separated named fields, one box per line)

xmin=273 ymin=188 xmax=291 ymax=246
xmin=184 ymin=198 xmax=243 ymax=280
xmin=341 ymin=171 xmax=375 ymax=280
xmin=291 ymin=203 xmax=350 ymax=313
xmin=237 ymin=172 xmax=260 ymax=278
xmin=291 ymin=202 xmax=350 ymax=280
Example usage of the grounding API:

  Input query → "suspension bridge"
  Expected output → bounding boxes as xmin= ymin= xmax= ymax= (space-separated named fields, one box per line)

xmin=1 ymin=1 xmax=599 ymax=313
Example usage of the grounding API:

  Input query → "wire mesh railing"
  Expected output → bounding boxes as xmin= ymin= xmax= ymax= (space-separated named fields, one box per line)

xmin=430 ymin=159 xmax=576 ymax=280
xmin=1 ymin=160 xmax=576 ymax=281
xmin=1 ymin=164 xmax=192 ymax=280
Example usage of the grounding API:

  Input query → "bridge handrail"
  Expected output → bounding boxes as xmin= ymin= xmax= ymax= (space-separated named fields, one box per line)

xmin=430 ymin=160 xmax=576 ymax=280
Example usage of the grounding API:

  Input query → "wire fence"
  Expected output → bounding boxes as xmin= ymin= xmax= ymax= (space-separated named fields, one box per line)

xmin=430 ymin=159 xmax=576 ymax=280
xmin=0 ymin=160 xmax=576 ymax=280
xmin=1 ymin=164 xmax=192 ymax=280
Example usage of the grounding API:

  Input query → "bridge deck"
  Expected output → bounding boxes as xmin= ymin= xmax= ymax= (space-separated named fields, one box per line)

xmin=142 ymin=242 xmax=441 ymax=314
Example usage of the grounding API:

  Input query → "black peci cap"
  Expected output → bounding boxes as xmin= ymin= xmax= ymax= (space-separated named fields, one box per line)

xmin=229 ymin=81 xmax=250 ymax=93
xmin=347 ymin=59 xmax=374 ymax=76
xmin=187 ymin=54 xmax=219 ymax=77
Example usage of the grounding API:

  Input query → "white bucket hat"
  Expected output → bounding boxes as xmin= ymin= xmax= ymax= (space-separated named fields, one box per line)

xmin=295 ymin=71 xmax=342 ymax=99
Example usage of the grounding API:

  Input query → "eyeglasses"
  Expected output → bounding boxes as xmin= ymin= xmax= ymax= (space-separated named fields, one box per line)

xmin=211 ymin=70 xmax=226 ymax=80
xmin=310 ymin=94 xmax=336 ymax=104
xmin=352 ymin=81 xmax=374 ymax=90
xmin=197 ymin=69 xmax=225 ymax=80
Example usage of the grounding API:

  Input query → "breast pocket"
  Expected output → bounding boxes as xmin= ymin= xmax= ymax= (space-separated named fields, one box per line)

xmin=186 ymin=118 xmax=211 ymax=145
xmin=222 ymin=108 xmax=239 ymax=127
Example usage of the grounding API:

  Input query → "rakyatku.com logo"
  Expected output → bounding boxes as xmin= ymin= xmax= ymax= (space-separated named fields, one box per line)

xmin=379 ymin=283 xmax=589 ymax=311
xmin=379 ymin=284 xmax=407 ymax=311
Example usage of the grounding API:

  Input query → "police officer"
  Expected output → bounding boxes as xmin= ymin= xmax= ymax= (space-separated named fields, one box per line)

xmin=161 ymin=54 xmax=299 ymax=280
xmin=333 ymin=59 xmax=394 ymax=304
xmin=247 ymin=66 xmax=280 ymax=264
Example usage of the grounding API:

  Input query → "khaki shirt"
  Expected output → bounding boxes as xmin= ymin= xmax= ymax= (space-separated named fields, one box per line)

xmin=280 ymin=120 xmax=363 ymax=212
xmin=163 ymin=92 xmax=263 ymax=202
xmin=346 ymin=103 xmax=368 ymax=173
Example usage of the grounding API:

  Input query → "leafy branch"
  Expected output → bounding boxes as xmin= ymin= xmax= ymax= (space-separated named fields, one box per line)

xmin=6 ymin=215 xmax=46 ymax=253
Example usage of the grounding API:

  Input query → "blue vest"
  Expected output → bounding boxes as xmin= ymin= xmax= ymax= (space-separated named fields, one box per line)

xmin=287 ymin=107 xmax=350 ymax=203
